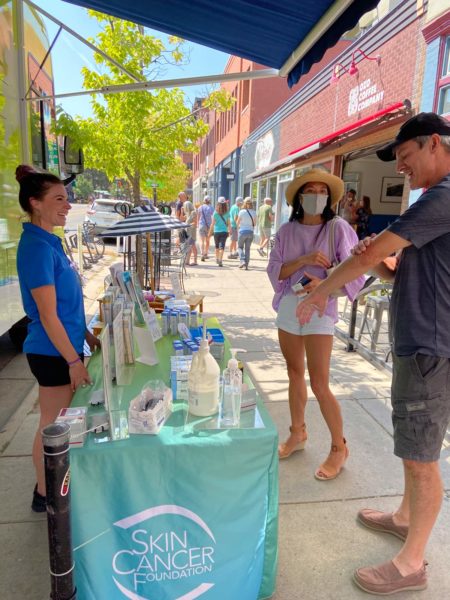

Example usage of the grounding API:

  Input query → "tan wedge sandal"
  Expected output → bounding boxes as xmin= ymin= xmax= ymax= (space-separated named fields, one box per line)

xmin=314 ymin=438 xmax=349 ymax=480
xmin=278 ymin=424 xmax=307 ymax=459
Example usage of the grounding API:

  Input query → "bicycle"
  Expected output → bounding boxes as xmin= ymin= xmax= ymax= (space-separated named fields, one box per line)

xmin=82 ymin=222 xmax=105 ymax=259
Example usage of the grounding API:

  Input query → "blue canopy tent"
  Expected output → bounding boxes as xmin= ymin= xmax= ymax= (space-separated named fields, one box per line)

xmin=63 ymin=0 xmax=381 ymax=87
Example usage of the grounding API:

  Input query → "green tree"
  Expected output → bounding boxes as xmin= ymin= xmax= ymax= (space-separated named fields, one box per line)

xmin=83 ymin=168 xmax=111 ymax=192
xmin=54 ymin=11 xmax=233 ymax=205
xmin=73 ymin=174 xmax=94 ymax=202
xmin=142 ymin=155 xmax=191 ymax=203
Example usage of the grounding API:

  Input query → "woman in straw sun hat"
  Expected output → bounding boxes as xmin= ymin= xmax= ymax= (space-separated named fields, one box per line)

xmin=267 ymin=168 xmax=364 ymax=480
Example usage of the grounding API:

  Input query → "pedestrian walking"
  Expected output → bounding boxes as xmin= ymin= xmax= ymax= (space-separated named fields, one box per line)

xmin=15 ymin=165 xmax=100 ymax=513
xmin=236 ymin=197 xmax=256 ymax=270
xmin=355 ymin=195 xmax=372 ymax=239
xmin=297 ymin=112 xmax=450 ymax=595
xmin=175 ymin=191 xmax=187 ymax=249
xmin=183 ymin=200 xmax=198 ymax=265
xmin=268 ymin=169 xmax=364 ymax=477
xmin=197 ymin=196 xmax=213 ymax=260
xmin=338 ymin=188 xmax=357 ymax=225
xmin=228 ymin=196 xmax=243 ymax=258
xmin=209 ymin=197 xmax=230 ymax=267
xmin=257 ymin=197 xmax=274 ymax=256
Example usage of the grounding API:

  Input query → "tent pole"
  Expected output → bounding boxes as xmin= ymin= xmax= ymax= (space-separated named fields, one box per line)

xmin=146 ymin=233 xmax=155 ymax=293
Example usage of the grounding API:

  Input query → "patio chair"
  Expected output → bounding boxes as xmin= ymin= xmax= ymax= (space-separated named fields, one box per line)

xmin=160 ymin=242 xmax=189 ymax=293
xmin=357 ymin=283 xmax=393 ymax=352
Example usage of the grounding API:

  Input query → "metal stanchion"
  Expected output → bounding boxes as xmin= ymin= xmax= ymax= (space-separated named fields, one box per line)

xmin=345 ymin=276 xmax=376 ymax=352
xmin=42 ymin=423 xmax=77 ymax=600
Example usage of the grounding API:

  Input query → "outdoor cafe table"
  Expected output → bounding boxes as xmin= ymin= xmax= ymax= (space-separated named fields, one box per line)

xmin=69 ymin=327 xmax=279 ymax=600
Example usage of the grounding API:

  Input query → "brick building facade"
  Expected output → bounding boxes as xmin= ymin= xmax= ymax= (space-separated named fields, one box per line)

xmin=193 ymin=1 xmax=445 ymax=236
xmin=192 ymin=57 xmax=293 ymax=203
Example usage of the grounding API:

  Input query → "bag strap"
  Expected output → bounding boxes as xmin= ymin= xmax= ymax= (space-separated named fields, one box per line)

xmin=218 ymin=213 xmax=228 ymax=227
xmin=327 ymin=217 xmax=341 ymax=266
xmin=246 ymin=209 xmax=254 ymax=227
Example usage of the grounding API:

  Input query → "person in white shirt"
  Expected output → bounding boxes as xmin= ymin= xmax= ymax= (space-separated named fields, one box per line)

xmin=236 ymin=197 xmax=256 ymax=270
xmin=197 ymin=196 xmax=214 ymax=260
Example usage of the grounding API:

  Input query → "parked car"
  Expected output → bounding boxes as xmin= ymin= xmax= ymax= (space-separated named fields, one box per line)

xmin=84 ymin=198 xmax=133 ymax=235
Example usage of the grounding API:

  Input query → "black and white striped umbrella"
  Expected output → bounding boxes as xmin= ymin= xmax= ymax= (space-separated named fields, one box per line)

xmin=100 ymin=205 xmax=186 ymax=237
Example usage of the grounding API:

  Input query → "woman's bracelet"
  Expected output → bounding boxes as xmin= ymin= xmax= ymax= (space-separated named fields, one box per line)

xmin=67 ymin=357 xmax=82 ymax=367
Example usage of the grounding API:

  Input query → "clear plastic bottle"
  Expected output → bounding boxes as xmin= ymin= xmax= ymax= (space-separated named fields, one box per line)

xmin=188 ymin=336 xmax=220 ymax=416
xmin=221 ymin=349 xmax=242 ymax=427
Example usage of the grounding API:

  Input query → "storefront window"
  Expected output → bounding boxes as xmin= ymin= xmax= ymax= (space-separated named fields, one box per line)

xmin=438 ymin=37 xmax=450 ymax=117
xmin=439 ymin=86 xmax=450 ymax=116
xmin=268 ymin=177 xmax=277 ymax=202
xmin=259 ymin=179 xmax=267 ymax=201
xmin=294 ymin=161 xmax=332 ymax=179
xmin=278 ymin=171 xmax=293 ymax=182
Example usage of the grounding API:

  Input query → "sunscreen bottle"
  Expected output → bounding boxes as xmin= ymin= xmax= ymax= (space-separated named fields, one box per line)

xmin=188 ymin=321 xmax=220 ymax=416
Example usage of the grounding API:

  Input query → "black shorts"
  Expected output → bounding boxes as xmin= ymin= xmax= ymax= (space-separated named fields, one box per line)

xmin=214 ymin=232 xmax=228 ymax=249
xmin=27 ymin=353 xmax=84 ymax=387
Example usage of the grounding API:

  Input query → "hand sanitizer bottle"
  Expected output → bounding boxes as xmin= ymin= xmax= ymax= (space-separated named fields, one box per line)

xmin=188 ymin=322 xmax=220 ymax=416
xmin=221 ymin=349 xmax=242 ymax=427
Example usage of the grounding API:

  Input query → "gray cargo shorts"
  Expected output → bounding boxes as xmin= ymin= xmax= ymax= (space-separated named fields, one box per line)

xmin=391 ymin=353 xmax=450 ymax=462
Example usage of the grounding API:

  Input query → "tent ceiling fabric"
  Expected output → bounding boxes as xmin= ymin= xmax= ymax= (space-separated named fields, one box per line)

xmin=63 ymin=0 xmax=380 ymax=87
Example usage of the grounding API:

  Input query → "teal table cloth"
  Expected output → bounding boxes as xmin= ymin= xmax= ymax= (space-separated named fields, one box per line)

xmin=70 ymin=325 xmax=279 ymax=600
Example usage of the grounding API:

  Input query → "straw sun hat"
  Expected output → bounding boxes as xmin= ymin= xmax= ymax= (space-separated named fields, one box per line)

xmin=285 ymin=169 xmax=344 ymax=207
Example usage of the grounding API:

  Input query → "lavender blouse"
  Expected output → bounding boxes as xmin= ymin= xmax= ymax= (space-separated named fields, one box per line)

xmin=267 ymin=218 xmax=365 ymax=321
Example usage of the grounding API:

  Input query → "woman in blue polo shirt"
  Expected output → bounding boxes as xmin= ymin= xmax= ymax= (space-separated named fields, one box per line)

xmin=15 ymin=165 xmax=100 ymax=512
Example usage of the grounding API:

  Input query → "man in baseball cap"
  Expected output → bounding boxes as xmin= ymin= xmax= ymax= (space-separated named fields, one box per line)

xmin=297 ymin=112 xmax=450 ymax=595
xmin=377 ymin=112 xmax=450 ymax=162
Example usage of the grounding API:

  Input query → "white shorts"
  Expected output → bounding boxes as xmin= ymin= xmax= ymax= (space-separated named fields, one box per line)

xmin=275 ymin=294 xmax=335 ymax=336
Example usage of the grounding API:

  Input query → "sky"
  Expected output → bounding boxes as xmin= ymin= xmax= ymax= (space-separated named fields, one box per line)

xmin=32 ymin=0 xmax=230 ymax=118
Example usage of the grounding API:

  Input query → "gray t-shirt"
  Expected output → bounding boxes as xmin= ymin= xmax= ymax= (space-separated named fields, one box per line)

xmin=387 ymin=172 xmax=450 ymax=356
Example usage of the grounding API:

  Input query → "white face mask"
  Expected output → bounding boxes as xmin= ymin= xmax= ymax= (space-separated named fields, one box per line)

xmin=301 ymin=193 xmax=328 ymax=215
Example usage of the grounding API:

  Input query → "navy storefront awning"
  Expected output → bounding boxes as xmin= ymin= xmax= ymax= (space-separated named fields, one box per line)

xmin=63 ymin=0 xmax=380 ymax=87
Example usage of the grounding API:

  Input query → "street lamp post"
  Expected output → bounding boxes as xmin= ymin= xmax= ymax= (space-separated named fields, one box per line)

xmin=151 ymin=183 xmax=158 ymax=204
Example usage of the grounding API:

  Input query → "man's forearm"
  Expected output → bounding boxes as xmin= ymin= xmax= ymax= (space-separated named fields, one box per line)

xmin=314 ymin=254 xmax=373 ymax=297
xmin=369 ymin=257 xmax=397 ymax=282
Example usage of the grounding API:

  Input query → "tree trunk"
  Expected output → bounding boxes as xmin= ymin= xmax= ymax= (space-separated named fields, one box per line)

xmin=125 ymin=169 xmax=145 ymax=286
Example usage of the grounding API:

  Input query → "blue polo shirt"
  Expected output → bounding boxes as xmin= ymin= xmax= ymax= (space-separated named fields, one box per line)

xmin=230 ymin=204 xmax=240 ymax=229
xmin=17 ymin=223 xmax=85 ymax=356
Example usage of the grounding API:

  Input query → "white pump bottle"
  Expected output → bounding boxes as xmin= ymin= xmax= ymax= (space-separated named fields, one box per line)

xmin=188 ymin=324 xmax=220 ymax=416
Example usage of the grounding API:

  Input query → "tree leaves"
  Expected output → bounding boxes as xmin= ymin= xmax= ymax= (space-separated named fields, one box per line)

xmin=53 ymin=11 xmax=218 ymax=204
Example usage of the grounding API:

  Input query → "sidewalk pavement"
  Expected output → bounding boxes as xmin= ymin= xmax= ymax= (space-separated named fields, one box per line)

xmin=1 ymin=247 xmax=450 ymax=599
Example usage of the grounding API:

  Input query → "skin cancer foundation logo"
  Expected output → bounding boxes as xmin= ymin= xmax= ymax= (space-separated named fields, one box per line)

xmin=111 ymin=505 xmax=216 ymax=600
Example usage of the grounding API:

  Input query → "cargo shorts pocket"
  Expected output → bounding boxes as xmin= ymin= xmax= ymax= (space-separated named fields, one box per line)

xmin=392 ymin=354 xmax=450 ymax=461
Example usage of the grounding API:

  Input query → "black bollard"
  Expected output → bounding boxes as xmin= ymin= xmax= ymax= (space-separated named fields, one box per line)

xmin=42 ymin=422 xmax=77 ymax=600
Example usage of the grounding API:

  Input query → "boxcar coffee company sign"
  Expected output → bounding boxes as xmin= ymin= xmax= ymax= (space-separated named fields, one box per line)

xmin=348 ymin=78 xmax=384 ymax=116
xmin=111 ymin=504 xmax=216 ymax=599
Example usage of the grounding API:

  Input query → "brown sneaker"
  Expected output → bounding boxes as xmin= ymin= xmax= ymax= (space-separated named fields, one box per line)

xmin=353 ymin=560 xmax=427 ymax=595
xmin=357 ymin=509 xmax=408 ymax=541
